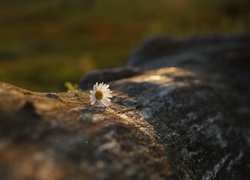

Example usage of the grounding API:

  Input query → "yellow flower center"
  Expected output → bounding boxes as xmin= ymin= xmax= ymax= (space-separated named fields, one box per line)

xmin=95 ymin=90 xmax=103 ymax=100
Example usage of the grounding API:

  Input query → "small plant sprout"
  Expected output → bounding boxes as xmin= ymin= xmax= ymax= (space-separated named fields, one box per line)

xmin=90 ymin=82 xmax=113 ymax=107
xmin=64 ymin=81 xmax=84 ymax=96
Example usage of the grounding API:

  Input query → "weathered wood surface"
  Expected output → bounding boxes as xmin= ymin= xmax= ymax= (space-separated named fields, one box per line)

xmin=0 ymin=34 xmax=250 ymax=180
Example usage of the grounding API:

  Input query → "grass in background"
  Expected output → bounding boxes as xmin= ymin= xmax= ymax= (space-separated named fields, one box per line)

xmin=0 ymin=0 xmax=249 ymax=91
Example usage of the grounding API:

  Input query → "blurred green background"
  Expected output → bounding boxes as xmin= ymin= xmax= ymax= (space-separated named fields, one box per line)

xmin=0 ymin=0 xmax=249 ymax=92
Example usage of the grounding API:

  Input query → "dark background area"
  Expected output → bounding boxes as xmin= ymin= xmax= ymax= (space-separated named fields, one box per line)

xmin=0 ymin=0 xmax=249 ymax=91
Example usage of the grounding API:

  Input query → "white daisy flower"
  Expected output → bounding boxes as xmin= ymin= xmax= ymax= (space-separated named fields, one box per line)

xmin=90 ymin=82 xmax=113 ymax=107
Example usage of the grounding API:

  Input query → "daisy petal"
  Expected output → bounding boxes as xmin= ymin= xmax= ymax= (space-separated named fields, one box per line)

xmin=98 ymin=100 xmax=105 ymax=107
xmin=101 ymin=99 xmax=110 ymax=107
xmin=103 ymin=84 xmax=109 ymax=89
xmin=93 ymin=83 xmax=98 ymax=91
xmin=90 ymin=96 xmax=96 ymax=104
xmin=99 ymin=82 xmax=105 ymax=91
xmin=104 ymin=94 xmax=113 ymax=98
xmin=100 ymin=86 xmax=108 ymax=92
xmin=103 ymin=98 xmax=111 ymax=103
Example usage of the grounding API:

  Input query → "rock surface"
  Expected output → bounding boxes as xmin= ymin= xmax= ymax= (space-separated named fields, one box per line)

xmin=0 ymin=82 xmax=174 ymax=180
xmin=0 ymin=34 xmax=250 ymax=180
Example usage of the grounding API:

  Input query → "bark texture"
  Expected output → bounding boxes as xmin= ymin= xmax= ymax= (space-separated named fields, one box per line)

xmin=0 ymin=34 xmax=250 ymax=180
